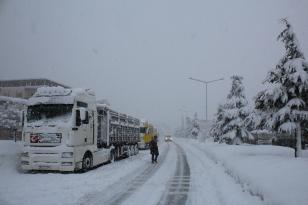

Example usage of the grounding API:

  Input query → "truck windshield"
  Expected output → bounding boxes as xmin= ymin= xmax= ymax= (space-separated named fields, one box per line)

xmin=27 ymin=104 xmax=73 ymax=123
xmin=140 ymin=127 xmax=147 ymax=134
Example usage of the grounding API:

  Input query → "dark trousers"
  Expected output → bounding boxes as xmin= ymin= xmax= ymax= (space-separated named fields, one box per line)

xmin=151 ymin=153 xmax=158 ymax=162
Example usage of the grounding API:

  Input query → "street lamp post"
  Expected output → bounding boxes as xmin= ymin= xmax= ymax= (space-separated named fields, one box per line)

xmin=188 ymin=77 xmax=224 ymax=121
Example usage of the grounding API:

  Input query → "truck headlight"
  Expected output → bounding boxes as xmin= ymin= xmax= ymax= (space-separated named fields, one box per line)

xmin=61 ymin=152 xmax=73 ymax=158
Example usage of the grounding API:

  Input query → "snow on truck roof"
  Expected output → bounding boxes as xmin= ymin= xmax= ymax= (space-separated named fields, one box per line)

xmin=28 ymin=86 xmax=95 ymax=105
xmin=34 ymin=86 xmax=95 ymax=97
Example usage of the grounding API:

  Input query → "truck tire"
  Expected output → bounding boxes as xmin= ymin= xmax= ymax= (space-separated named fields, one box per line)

xmin=134 ymin=144 xmax=139 ymax=155
xmin=110 ymin=150 xmax=115 ymax=163
xmin=126 ymin=146 xmax=131 ymax=157
xmin=130 ymin=145 xmax=134 ymax=156
xmin=131 ymin=145 xmax=135 ymax=155
xmin=82 ymin=152 xmax=92 ymax=171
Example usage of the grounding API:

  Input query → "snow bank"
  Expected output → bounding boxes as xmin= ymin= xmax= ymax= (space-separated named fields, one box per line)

xmin=0 ymin=140 xmax=22 ymax=173
xmin=0 ymin=141 xmax=22 ymax=204
xmin=194 ymin=141 xmax=308 ymax=205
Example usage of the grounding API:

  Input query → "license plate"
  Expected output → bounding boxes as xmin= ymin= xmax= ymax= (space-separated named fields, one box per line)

xmin=39 ymin=165 xmax=50 ymax=169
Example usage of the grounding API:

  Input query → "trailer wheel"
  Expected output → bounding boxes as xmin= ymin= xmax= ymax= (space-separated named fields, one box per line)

xmin=134 ymin=144 xmax=139 ymax=155
xmin=130 ymin=145 xmax=134 ymax=156
xmin=82 ymin=152 xmax=92 ymax=171
xmin=110 ymin=150 xmax=115 ymax=163
xmin=126 ymin=146 xmax=131 ymax=157
xmin=131 ymin=145 xmax=135 ymax=155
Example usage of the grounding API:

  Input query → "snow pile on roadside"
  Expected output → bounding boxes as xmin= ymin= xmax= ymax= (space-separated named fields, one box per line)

xmin=302 ymin=150 xmax=308 ymax=157
xmin=194 ymin=141 xmax=308 ymax=205
xmin=0 ymin=140 xmax=22 ymax=173
xmin=0 ymin=140 xmax=22 ymax=204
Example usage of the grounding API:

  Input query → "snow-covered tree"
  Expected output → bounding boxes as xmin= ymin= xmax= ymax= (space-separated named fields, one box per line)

xmin=244 ymin=106 xmax=267 ymax=132
xmin=191 ymin=112 xmax=200 ymax=139
xmin=175 ymin=113 xmax=201 ymax=139
xmin=184 ymin=116 xmax=192 ymax=138
xmin=0 ymin=96 xmax=27 ymax=130
xmin=254 ymin=19 xmax=308 ymax=157
xmin=218 ymin=76 xmax=252 ymax=144
xmin=210 ymin=104 xmax=225 ymax=142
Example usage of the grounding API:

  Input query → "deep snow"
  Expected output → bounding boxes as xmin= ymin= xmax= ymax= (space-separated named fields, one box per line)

xmin=1 ymin=139 xmax=308 ymax=205
xmin=192 ymin=139 xmax=308 ymax=205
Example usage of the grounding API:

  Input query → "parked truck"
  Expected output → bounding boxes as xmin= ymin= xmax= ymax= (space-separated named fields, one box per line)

xmin=138 ymin=121 xmax=158 ymax=149
xmin=20 ymin=87 xmax=140 ymax=172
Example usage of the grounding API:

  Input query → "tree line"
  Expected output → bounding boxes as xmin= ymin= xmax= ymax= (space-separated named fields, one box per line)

xmin=210 ymin=19 xmax=308 ymax=157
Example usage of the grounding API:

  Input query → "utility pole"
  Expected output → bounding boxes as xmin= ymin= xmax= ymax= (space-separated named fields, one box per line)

xmin=188 ymin=77 xmax=224 ymax=121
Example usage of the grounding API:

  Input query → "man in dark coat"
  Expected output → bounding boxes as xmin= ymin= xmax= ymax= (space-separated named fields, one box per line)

xmin=149 ymin=135 xmax=159 ymax=163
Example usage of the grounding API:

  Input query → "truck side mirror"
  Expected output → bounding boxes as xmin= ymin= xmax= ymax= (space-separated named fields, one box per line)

xmin=76 ymin=110 xmax=81 ymax=126
xmin=21 ymin=110 xmax=25 ymax=128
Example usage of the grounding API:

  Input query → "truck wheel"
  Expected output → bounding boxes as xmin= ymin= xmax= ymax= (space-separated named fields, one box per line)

xmin=110 ymin=150 xmax=115 ymax=163
xmin=135 ymin=144 xmax=139 ymax=155
xmin=127 ymin=146 xmax=131 ymax=157
xmin=82 ymin=153 xmax=92 ymax=171
xmin=130 ymin=145 xmax=134 ymax=156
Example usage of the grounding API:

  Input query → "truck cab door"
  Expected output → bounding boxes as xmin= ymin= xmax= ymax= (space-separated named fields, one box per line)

xmin=81 ymin=110 xmax=94 ymax=145
xmin=72 ymin=108 xmax=93 ymax=146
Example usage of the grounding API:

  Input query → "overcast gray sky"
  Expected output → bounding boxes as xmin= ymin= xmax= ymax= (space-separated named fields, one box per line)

xmin=1 ymin=0 xmax=308 ymax=130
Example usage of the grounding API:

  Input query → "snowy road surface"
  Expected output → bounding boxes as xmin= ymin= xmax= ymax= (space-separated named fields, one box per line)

xmin=79 ymin=142 xmax=191 ymax=205
xmin=0 ymin=139 xmax=268 ymax=205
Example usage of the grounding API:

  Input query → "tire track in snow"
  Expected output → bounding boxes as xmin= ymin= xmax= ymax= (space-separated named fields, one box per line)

xmin=79 ymin=144 xmax=170 ymax=205
xmin=183 ymin=142 xmax=225 ymax=205
xmin=157 ymin=143 xmax=191 ymax=205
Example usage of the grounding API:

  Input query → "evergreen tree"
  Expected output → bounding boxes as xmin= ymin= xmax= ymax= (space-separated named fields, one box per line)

xmin=254 ymin=19 xmax=308 ymax=157
xmin=191 ymin=112 xmax=200 ymax=139
xmin=244 ymin=103 xmax=271 ymax=133
xmin=219 ymin=76 xmax=251 ymax=144
xmin=184 ymin=116 xmax=193 ymax=138
xmin=210 ymin=104 xmax=225 ymax=142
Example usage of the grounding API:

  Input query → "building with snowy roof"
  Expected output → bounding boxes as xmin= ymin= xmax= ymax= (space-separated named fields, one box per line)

xmin=0 ymin=79 xmax=70 ymax=140
xmin=0 ymin=78 xmax=70 ymax=99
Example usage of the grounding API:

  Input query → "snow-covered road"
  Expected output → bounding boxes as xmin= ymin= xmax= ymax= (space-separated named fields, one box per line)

xmin=79 ymin=141 xmax=192 ymax=205
xmin=179 ymin=140 xmax=264 ymax=205
xmin=1 ymin=139 xmax=267 ymax=205
xmin=78 ymin=142 xmax=173 ymax=205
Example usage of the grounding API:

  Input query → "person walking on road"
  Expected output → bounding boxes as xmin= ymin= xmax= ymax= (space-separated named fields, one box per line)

xmin=149 ymin=135 xmax=159 ymax=163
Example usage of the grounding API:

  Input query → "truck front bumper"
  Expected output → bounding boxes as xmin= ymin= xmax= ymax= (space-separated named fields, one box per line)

xmin=21 ymin=146 xmax=78 ymax=172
